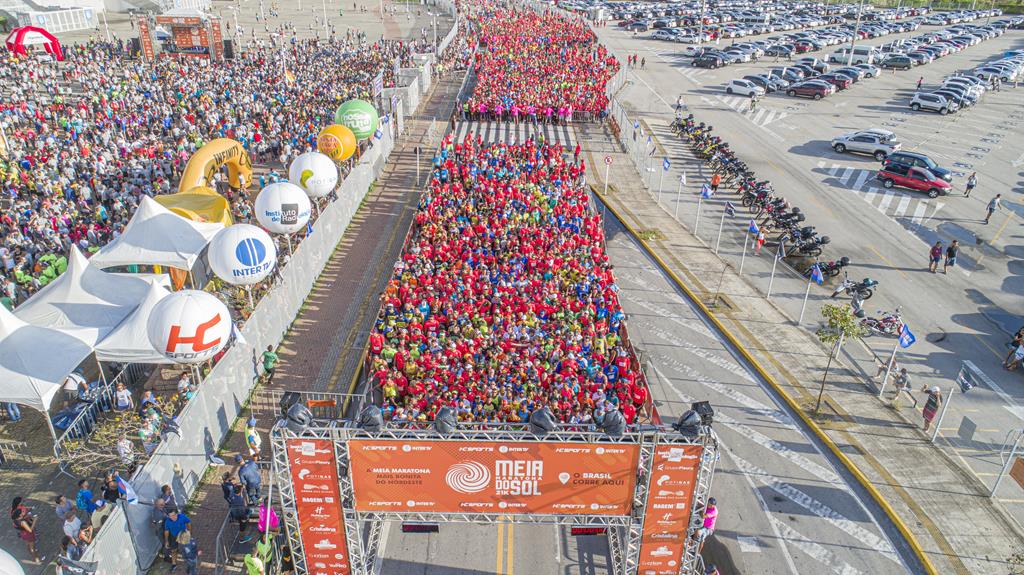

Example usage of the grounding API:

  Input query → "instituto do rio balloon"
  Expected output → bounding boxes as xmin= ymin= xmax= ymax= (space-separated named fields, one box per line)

xmin=254 ymin=182 xmax=311 ymax=235
xmin=289 ymin=152 xmax=339 ymax=198
xmin=146 ymin=290 xmax=232 ymax=364
xmin=317 ymin=124 xmax=357 ymax=162
xmin=208 ymin=224 xmax=277 ymax=286
xmin=334 ymin=99 xmax=380 ymax=140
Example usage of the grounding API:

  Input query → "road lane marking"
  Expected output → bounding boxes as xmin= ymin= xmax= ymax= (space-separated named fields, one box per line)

xmin=851 ymin=170 xmax=871 ymax=191
xmin=507 ymin=519 xmax=515 ymax=575
xmin=737 ymin=536 xmax=762 ymax=553
xmin=742 ymin=455 xmax=802 ymax=575
xmin=768 ymin=514 xmax=868 ymax=575
xmin=496 ymin=520 xmax=505 ymax=575
xmin=868 ymin=245 xmax=912 ymax=281
xmin=893 ymin=196 xmax=912 ymax=218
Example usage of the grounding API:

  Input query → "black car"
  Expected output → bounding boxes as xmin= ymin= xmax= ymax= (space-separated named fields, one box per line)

xmin=693 ymin=55 xmax=725 ymax=69
xmin=791 ymin=63 xmax=819 ymax=77
xmin=743 ymin=74 xmax=777 ymax=92
xmin=831 ymin=69 xmax=860 ymax=83
xmin=770 ymin=67 xmax=805 ymax=82
xmin=765 ymin=44 xmax=794 ymax=57
xmin=883 ymin=151 xmax=953 ymax=182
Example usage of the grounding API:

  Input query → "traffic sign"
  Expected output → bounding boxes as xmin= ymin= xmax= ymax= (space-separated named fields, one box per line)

xmin=604 ymin=156 xmax=612 ymax=165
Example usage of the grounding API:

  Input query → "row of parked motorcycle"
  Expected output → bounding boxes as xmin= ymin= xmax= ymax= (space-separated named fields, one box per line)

xmin=669 ymin=112 xmax=901 ymax=336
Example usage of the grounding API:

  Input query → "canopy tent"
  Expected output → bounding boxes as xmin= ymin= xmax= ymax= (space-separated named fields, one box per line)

xmin=0 ymin=305 xmax=92 ymax=413
xmin=89 ymin=195 xmax=226 ymax=271
xmin=14 ymin=247 xmax=151 ymax=346
xmin=94 ymin=282 xmax=174 ymax=364
xmin=4 ymin=26 xmax=64 ymax=61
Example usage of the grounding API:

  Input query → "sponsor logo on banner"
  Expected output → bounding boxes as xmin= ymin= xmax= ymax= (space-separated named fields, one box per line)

xmin=164 ymin=314 xmax=223 ymax=360
xmin=232 ymin=238 xmax=272 ymax=279
xmin=636 ymin=444 xmax=703 ymax=575
xmin=340 ymin=111 xmax=373 ymax=134
xmin=347 ymin=440 xmax=640 ymax=515
xmin=287 ymin=439 xmax=350 ymax=575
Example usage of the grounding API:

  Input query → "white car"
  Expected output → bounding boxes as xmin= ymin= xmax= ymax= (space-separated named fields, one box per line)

xmin=725 ymin=79 xmax=766 ymax=97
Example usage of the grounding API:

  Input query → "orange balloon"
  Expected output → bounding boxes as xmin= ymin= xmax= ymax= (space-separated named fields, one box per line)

xmin=317 ymin=124 xmax=357 ymax=162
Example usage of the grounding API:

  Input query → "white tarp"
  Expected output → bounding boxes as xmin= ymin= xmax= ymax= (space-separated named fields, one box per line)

xmin=94 ymin=282 xmax=174 ymax=364
xmin=88 ymin=195 xmax=224 ymax=271
xmin=14 ymin=247 xmax=151 ymax=346
xmin=0 ymin=305 xmax=92 ymax=412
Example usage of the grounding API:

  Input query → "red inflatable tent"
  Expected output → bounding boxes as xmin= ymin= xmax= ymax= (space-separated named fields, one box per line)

xmin=5 ymin=26 xmax=64 ymax=61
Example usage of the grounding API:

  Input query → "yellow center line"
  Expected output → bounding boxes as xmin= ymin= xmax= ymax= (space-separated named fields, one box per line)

xmin=496 ymin=519 xmax=505 ymax=574
xmin=971 ymin=332 xmax=1006 ymax=362
xmin=507 ymin=520 xmax=515 ymax=575
xmin=867 ymin=244 xmax=911 ymax=281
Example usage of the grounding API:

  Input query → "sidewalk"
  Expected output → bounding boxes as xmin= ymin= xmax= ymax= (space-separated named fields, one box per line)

xmin=175 ymin=72 xmax=463 ymax=575
xmin=575 ymin=121 xmax=1024 ymax=574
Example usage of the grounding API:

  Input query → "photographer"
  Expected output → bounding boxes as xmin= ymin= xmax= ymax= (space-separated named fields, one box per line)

xmin=10 ymin=497 xmax=43 ymax=564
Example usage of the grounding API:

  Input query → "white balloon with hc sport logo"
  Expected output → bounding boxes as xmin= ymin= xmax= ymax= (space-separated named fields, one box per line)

xmin=208 ymin=224 xmax=277 ymax=286
xmin=288 ymin=152 xmax=339 ymax=198
xmin=146 ymin=290 xmax=232 ymax=364
xmin=254 ymin=182 xmax=311 ymax=234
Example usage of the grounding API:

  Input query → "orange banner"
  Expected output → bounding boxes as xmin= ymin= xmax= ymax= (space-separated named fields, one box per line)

xmin=287 ymin=439 xmax=351 ymax=575
xmin=636 ymin=444 xmax=703 ymax=575
xmin=347 ymin=440 xmax=640 ymax=515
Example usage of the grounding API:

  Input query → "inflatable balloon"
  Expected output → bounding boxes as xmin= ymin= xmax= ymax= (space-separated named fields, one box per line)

xmin=334 ymin=100 xmax=380 ymax=140
xmin=289 ymin=152 xmax=339 ymax=198
xmin=254 ymin=182 xmax=311 ymax=235
xmin=146 ymin=290 xmax=232 ymax=364
xmin=317 ymin=124 xmax=358 ymax=162
xmin=208 ymin=224 xmax=277 ymax=286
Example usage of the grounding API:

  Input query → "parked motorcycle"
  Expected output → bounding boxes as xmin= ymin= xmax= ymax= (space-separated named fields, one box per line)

xmin=831 ymin=272 xmax=878 ymax=300
xmin=802 ymin=256 xmax=849 ymax=279
xmin=788 ymin=235 xmax=830 ymax=258
xmin=861 ymin=307 xmax=904 ymax=337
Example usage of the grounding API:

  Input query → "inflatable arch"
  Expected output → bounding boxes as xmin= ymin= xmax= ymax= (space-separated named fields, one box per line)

xmin=178 ymin=138 xmax=253 ymax=193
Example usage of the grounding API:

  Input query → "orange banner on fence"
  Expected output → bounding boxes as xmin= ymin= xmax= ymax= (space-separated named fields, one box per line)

xmin=347 ymin=440 xmax=640 ymax=516
xmin=287 ymin=439 xmax=351 ymax=575
xmin=636 ymin=444 xmax=703 ymax=575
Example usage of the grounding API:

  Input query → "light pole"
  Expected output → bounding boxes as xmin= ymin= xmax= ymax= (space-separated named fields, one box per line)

xmin=323 ymin=0 xmax=329 ymax=35
xmin=697 ymin=0 xmax=707 ymax=46
xmin=847 ymin=0 xmax=866 ymax=67
xmin=226 ymin=7 xmax=240 ymax=40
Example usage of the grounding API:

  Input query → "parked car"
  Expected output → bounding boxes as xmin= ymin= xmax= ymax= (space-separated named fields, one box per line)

xmin=693 ymin=54 xmax=726 ymax=68
xmin=932 ymin=87 xmax=976 ymax=107
xmin=884 ymin=151 xmax=953 ymax=181
xmin=797 ymin=57 xmax=831 ymax=73
xmin=907 ymin=51 xmax=933 ymax=65
xmin=854 ymin=63 xmax=882 ymax=77
xmin=910 ymin=92 xmax=958 ymax=114
xmin=743 ymin=74 xmax=785 ymax=92
xmin=725 ymin=78 xmax=765 ymax=97
xmin=787 ymin=79 xmax=835 ymax=99
xmin=876 ymin=164 xmax=951 ymax=198
xmin=818 ymin=73 xmax=852 ymax=89
xmin=765 ymin=44 xmax=795 ymax=57
xmin=881 ymin=54 xmax=914 ymax=69
xmin=831 ymin=128 xmax=901 ymax=160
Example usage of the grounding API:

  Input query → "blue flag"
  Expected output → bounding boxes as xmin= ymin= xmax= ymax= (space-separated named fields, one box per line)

xmin=663 ymin=157 xmax=671 ymax=171
xmin=701 ymin=183 xmax=714 ymax=199
xmin=748 ymin=219 xmax=760 ymax=235
xmin=810 ymin=264 xmax=824 ymax=286
xmin=898 ymin=325 xmax=916 ymax=348
xmin=724 ymin=201 xmax=735 ymax=216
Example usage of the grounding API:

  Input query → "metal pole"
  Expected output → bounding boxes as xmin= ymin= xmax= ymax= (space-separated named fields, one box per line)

xmin=102 ymin=11 xmax=112 ymax=43
xmin=674 ymin=177 xmax=683 ymax=219
xmin=930 ymin=387 xmax=953 ymax=442
xmin=714 ymin=210 xmax=726 ymax=254
xmin=286 ymin=234 xmax=293 ymax=254
xmin=766 ymin=247 xmax=781 ymax=299
xmin=797 ymin=277 xmax=812 ymax=324
xmin=694 ymin=196 xmax=703 ymax=236
xmin=697 ymin=0 xmax=707 ymax=46
xmin=260 ymin=0 xmax=266 ymax=21
xmin=603 ymin=161 xmax=610 ymax=195
xmin=324 ymin=0 xmax=330 ymax=35
xmin=738 ymin=230 xmax=749 ymax=274
xmin=262 ymin=458 xmax=276 ymax=546
xmin=878 ymin=339 xmax=901 ymax=399
xmin=416 ymin=146 xmax=421 ymax=184
xmin=847 ymin=0 xmax=866 ymax=66
xmin=658 ymin=169 xmax=665 ymax=204
xmin=991 ymin=432 xmax=1024 ymax=497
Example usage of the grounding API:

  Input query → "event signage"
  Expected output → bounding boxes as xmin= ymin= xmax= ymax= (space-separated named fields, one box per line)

xmin=255 ymin=182 xmax=311 ymax=234
xmin=289 ymin=152 xmax=339 ymax=198
xmin=287 ymin=439 xmax=351 ymax=575
xmin=146 ymin=290 xmax=231 ymax=364
xmin=317 ymin=125 xmax=358 ymax=163
xmin=137 ymin=17 xmax=155 ymax=62
xmin=334 ymin=100 xmax=380 ymax=141
xmin=635 ymin=444 xmax=703 ymax=575
xmin=347 ymin=440 xmax=640 ymax=515
xmin=208 ymin=224 xmax=277 ymax=285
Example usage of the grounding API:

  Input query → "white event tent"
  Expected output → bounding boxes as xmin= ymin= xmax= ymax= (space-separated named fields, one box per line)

xmin=94 ymin=282 xmax=174 ymax=364
xmin=88 ymin=195 xmax=225 ymax=272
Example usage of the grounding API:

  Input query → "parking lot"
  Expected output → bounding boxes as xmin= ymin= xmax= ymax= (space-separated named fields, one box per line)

xmin=594 ymin=16 xmax=1024 ymax=515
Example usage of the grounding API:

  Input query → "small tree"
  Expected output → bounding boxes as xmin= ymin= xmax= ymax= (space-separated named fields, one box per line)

xmin=814 ymin=303 xmax=867 ymax=412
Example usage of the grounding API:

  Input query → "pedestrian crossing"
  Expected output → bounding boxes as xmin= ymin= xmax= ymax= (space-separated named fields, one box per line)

xmin=676 ymin=66 xmax=710 ymax=85
xmin=451 ymin=120 xmax=576 ymax=147
xmin=817 ymin=161 xmax=946 ymax=227
xmin=716 ymin=95 xmax=789 ymax=127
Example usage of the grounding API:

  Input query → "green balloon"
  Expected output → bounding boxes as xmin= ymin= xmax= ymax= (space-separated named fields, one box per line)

xmin=334 ymin=99 xmax=380 ymax=140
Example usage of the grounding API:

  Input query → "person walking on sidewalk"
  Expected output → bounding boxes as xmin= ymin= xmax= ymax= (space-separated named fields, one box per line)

xmin=238 ymin=456 xmax=262 ymax=506
xmin=261 ymin=346 xmax=279 ymax=383
xmin=984 ymin=194 xmax=1001 ymax=224
xmin=916 ymin=76 xmax=924 ymax=91
xmin=944 ymin=240 xmax=959 ymax=274
xmin=928 ymin=241 xmax=942 ymax=273
xmin=245 ymin=418 xmax=263 ymax=460
xmin=921 ymin=386 xmax=942 ymax=432
xmin=964 ymin=172 xmax=977 ymax=197
xmin=891 ymin=368 xmax=918 ymax=407
xmin=710 ymin=172 xmax=721 ymax=191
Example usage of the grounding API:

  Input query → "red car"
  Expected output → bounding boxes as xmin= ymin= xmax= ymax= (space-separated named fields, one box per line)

xmin=793 ymin=41 xmax=814 ymax=53
xmin=786 ymin=80 xmax=835 ymax=100
xmin=818 ymin=73 xmax=852 ymax=90
xmin=876 ymin=165 xmax=952 ymax=198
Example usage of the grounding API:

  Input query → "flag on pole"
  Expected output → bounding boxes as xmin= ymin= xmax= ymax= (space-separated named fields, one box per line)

xmin=647 ymin=134 xmax=652 ymax=146
xmin=701 ymin=183 xmax=714 ymax=199
xmin=663 ymin=157 xmax=671 ymax=171
xmin=810 ymin=264 xmax=824 ymax=286
xmin=898 ymin=324 xmax=916 ymax=348
xmin=116 ymin=473 xmax=138 ymax=504
xmin=283 ymin=69 xmax=296 ymax=85
xmin=680 ymin=171 xmax=687 ymax=186
xmin=724 ymin=201 xmax=735 ymax=216
xmin=748 ymin=219 xmax=760 ymax=235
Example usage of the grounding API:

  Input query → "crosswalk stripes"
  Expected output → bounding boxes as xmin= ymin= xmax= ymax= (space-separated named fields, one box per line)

xmin=816 ymin=161 xmax=946 ymax=227
xmin=451 ymin=120 xmax=576 ymax=147
xmin=677 ymin=67 xmax=709 ymax=85
xmin=715 ymin=95 xmax=789 ymax=127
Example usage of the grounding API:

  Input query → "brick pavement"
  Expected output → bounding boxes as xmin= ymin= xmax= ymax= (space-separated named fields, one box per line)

xmin=175 ymin=72 xmax=463 ymax=575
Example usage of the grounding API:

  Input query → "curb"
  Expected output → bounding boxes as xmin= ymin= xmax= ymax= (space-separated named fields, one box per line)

xmin=593 ymin=188 xmax=939 ymax=575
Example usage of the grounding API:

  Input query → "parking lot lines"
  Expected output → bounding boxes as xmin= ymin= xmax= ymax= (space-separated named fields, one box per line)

xmin=716 ymin=94 xmax=790 ymax=126
xmin=817 ymin=161 xmax=948 ymax=231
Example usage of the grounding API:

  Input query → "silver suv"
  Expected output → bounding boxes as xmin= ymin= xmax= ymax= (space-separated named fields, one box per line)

xmin=910 ymin=92 xmax=959 ymax=114
xmin=831 ymin=129 xmax=902 ymax=160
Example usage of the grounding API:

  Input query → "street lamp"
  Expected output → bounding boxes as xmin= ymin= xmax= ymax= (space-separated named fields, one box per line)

xmin=847 ymin=0 xmax=866 ymax=67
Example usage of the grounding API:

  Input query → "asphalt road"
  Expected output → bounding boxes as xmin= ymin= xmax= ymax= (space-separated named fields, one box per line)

xmin=378 ymin=210 xmax=911 ymax=575
xmin=594 ymin=21 xmax=1024 ymax=512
